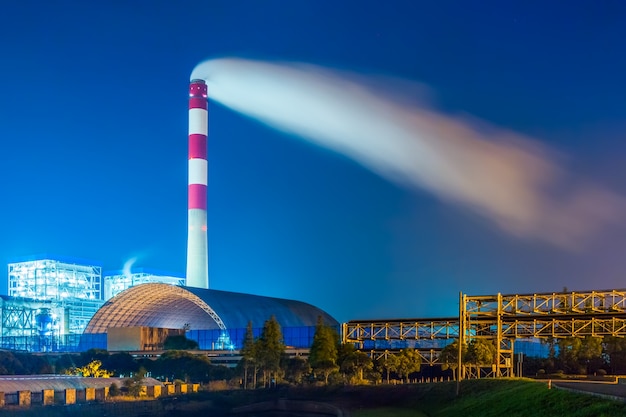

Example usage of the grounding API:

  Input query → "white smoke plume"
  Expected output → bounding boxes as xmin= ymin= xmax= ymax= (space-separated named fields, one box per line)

xmin=122 ymin=257 xmax=137 ymax=280
xmin=192 ymin=58 xmax=624 ymax=249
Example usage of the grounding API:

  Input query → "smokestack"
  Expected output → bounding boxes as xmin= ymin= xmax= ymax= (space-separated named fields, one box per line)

xmin=186 ymin=79 xmax=209 ymax=288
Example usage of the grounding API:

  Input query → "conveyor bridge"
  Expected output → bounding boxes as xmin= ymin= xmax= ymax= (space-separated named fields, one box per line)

xmin=342 ymin=289 xmax=626 ymax=377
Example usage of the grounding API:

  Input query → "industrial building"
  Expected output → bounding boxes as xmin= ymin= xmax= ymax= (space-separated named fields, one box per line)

xmin=85 ymin=283 xmax=339 ymax=351
xmin=103 ymin=268 xmax=185 ymax=299
xmin=3 ymin=256 xmax=105 ymax=350
xmin=2 ymin=256 xmax=207 ymax=352
xmin=0 ymin=78 xmax=341 ymax=353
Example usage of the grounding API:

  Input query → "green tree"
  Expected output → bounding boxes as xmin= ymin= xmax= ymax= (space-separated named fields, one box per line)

xmin=54 ymin=354 xmax=77 ymax=375
xmin=466 ymin=339 xmax=497 ymax=377
xmin=558 ymin=336 xmax=603 ymax=374
xmin=106 ymin=352 xmax=139 ymax=377
xmin=284 ymin=356 xmax=311 ymax=385
xmin=72 ymin=360 xmax=113 ymax=377
xmin=240 ymin=321 xmax=258 ymax=389
xmin=439 ymin=339 xmax=467 ymax=381
xmin=309 ymin=317 xmax=339 ymax=384
xmin=338 ymin=343 xmax=373 ymax=384
xmin=0 ymin=351 xmax=25 ymax=374
xmin=396 ymin=348 xmax=421 ymax=383
xmin=124 ymin=367 xmax=146 ymax=397
xmin=153 ymin=350 xmax=212 ymax=382
xmin=256 ymin=316 xmax=285 ymax=387
xmin=376 ymin=353 xmax=400 ymax=384
xmin=109 ymin=381 xmax=121 ymax=396
xmin=14 ymin=352 xmax=53 ymax=374
xmin=604 ymin=336 xmax=626 ymax=374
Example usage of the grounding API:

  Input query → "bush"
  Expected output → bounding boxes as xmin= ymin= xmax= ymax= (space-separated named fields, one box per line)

xmin=109 ymin=382 xmax=121 ymax=397
xmin=596 ymin=369 xmax=607 ymax=376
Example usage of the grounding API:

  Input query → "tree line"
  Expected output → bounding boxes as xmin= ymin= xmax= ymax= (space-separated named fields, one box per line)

xmin=438 ymin=335 xmax=626 ymax=378
xmin=524 ymin=336 xmax=626 ymax=376
xmin=4 ymin=325 xmax=626 ymax=384
xmin=0 ymin=316 xmax=425 ymax=386
xmin=238 ymin=315 xmax=422 ymax=387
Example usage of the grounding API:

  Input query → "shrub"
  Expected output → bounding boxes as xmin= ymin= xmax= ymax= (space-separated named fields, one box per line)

xmin=109 ymin=382 xmax=121 ymax=397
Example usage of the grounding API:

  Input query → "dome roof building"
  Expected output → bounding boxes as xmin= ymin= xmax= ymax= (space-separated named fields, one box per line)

xmin=84 ymin=283 xmax=338 ymax=350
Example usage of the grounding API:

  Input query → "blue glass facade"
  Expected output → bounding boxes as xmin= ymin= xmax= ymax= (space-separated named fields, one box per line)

xmin=0 ymin=333 xmax=106 ymax=352
xmin=187 ymin=325 xmax=337 ymax=350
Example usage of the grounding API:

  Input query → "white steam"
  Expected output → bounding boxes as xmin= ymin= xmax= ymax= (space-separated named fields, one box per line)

xmin=192 ymin=58 xmax=624 ymax=249
xmin=122 ymin=257 xmax=137 ymax=279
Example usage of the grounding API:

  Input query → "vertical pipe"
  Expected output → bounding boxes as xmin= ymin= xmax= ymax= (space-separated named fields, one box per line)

xmin=186 ymin=79 xmax=209 ymax=289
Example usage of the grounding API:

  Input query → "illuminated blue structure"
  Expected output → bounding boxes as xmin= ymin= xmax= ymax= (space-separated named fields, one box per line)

xmin=84 ymin=283 xmax=338 ymax=350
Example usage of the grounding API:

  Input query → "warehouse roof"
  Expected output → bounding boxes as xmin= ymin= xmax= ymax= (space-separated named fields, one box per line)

xmin=0 ymin=375 xmax=162 ymax=393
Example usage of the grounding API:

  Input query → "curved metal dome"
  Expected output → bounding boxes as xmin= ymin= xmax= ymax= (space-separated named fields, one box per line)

xmin=84 ymin=283 xmax=338 ymax=333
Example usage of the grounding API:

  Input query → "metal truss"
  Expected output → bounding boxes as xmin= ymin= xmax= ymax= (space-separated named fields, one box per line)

xmin=343 ymin=318 xmax=459 ymax=342
xmin=365 ymin=348 xmax=443 ymax=367
xmin=2 ymin=305 xmax=37 ymax=336
xmin=343 ymin=288 xmax=626 ymax=380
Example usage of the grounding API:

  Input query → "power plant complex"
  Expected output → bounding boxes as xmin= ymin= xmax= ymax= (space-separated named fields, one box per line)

xmin=1 ymin=78 xmax=339 ymax=353
xmin=6 ymin=75 xmax=626 ymax=380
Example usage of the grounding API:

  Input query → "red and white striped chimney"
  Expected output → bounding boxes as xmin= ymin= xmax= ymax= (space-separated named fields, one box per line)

xmin=186 ymin=79 xmax=209 ymax=288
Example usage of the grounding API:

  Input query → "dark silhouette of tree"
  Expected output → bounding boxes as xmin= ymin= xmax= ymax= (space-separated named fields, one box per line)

xmin=309 ymin=316 xmax=339 ymax=384
xmin=124 ymin=367 xmax=146 ymax=397
xmin=376 ymin=353 xmax=400 ymax=384
xmin=14 ymin=352 xmax=53 ymax=374
xmin=338 ymin=343 xmax=373 ymax=384
xmin=604 ymin=336 xmax=626 ymax=374
xmin=240 ymin=321 xmax=258 ymax=389
xmin=79 ymin=348 xmax=109 ymax=367
xmin=0 ymin=351 xmax=25 ymax=374
xmin=109 ymin=381 xmax=121 ymax=396
xmin=396 ymin=348 xmax=421 ymax=383
xmin=163 ymin=334 xmax=199 ymax=350
xmin=106 ymin=352 xmax=139 ymax=377
xmin=440 ymin=339 xmax=467 ymax=381
xmin=558 ymin=336 xmax=602 ymax=374
xmin=153 ymin=350 xmax=212 ymax=382
xmin=256 ymin=316 xmax=285 ymax=387
xmin=283 ymin=355 xmax=310 ymax=385
xmin=54 ymin=354 xmax=77 ymax=374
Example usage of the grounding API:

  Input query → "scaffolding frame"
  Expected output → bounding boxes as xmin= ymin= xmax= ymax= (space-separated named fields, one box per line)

xmin=343 ymin=288 xmax=626 ymax=379
xmin=7 ymin=258 xmax=104 ymax=335
xmin=8 ymin=258 xmax=102 ymax=301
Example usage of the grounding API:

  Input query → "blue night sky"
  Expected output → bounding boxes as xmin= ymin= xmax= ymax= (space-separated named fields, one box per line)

xmin=1 ymin=1 xmax=625 ymax=323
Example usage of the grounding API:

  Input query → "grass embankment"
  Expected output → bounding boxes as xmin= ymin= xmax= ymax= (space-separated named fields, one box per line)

xmin=350 ymin=379 xmax=626 ymax=417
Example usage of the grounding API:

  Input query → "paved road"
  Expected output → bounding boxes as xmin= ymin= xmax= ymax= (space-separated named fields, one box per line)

xmin=553 ymin=380 xmax=626 ymax=400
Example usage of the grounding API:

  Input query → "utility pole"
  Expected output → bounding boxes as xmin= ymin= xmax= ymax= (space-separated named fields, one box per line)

xmin=456 ymin=291 xmax=464 ymax=397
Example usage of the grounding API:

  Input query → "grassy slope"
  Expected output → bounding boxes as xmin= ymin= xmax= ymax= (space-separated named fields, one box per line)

xmin=351 ymin=379 xmax=626 ymax=417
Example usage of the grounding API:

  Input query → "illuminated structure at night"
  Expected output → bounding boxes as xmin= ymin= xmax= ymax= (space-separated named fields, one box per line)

xmin=186 ymin=79 xmax=209 ymax=289
xmin=2 ymin=256 xmax=105 ymax=349
xmin=344 ymin=289 xmax=626 ymax=378
xmin=85 ymin=283 xmax=338 ymax=350
xmin=104 ymin=268 xmax=185 ymax=299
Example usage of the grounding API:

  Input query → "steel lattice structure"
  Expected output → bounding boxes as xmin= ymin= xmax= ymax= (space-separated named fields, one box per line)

xmin=343 ymin=289 xmax=626 ymax=379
